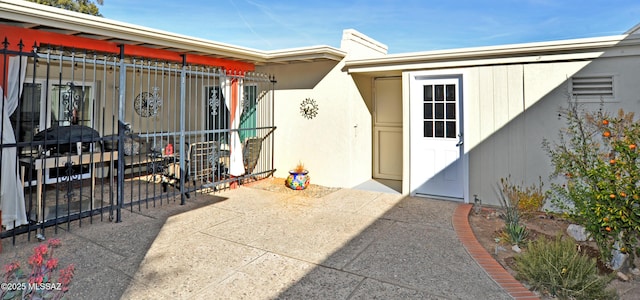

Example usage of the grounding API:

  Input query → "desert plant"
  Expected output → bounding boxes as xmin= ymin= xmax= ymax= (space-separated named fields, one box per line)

xmin=543 ymin=100 xmax=640 ymax=264
xmin=497 ymin=178 xmax=529 ymax=245
xmin=501 ymin=223 xmax=529 ymax=246
xmin=499 ymin=175 xmax=546 ymax=216
xmin=1 ymin=239 xmax=75 ymax=300
xmin=497 ymin=181 xmax=520 ymax=225
xmin=293 ymin=161 xmax=306 ymax=173
xmin=515 ymin=236 xmax=617 ymax=300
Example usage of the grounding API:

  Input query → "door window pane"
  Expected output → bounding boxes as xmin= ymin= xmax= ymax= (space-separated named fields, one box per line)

xmin=423 ymin=85 xmax=433 ymax=101
xmin=446 ymin=121 xmax=456 ymax=138
xmin=424 ymin=103 xmax=433 ymax=119
xmin=435 ymin=85 xmax=444 ymax=101
xmin=446 ymin=103 xmax=456 ymax=120
xmin=435 ymin=121 xmax=444 ymax=137
xmin=446 ymin=85 xmax=456 ymax=101
xmin=424 ymin=121 xmax=433 ymax=137
xmin=435 ymin=103 xmax=444 ymax=119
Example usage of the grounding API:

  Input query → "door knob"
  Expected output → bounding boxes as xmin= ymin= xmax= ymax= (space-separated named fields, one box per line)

xmin=456 ymin=134 xmax=464 ymax=147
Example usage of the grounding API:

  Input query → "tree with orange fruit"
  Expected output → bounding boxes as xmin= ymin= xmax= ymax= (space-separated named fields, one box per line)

xmin=543 ymin=100 xmax=640 ymax=267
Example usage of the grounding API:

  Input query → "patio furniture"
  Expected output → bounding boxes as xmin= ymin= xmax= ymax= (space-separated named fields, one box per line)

xmin=188 ymin=141 xmax=229 ymax=184
xmin=102 ymin=133 xmax=176 ymax=176
xmin=19 ymin=151 xmax=117 ymax=224
xmin=162 ymin=141 xmax=229 ymax=192
xmin=242 ymin=137 xmax=263 ymax=179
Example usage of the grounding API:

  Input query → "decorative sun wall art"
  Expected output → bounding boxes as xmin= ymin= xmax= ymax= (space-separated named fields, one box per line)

xmin=134 ymin=87 xmax=163 ymax=117
xmin=300 ymin=98 xmax=319 ymax=119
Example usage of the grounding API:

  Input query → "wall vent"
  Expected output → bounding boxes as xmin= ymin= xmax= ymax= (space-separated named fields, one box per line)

xmin=570 ymin=75 xmax=614 ymax=99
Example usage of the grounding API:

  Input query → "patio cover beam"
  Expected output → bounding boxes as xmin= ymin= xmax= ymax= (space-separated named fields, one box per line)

xmin=0 ymin=24 xmax=255 ymax=72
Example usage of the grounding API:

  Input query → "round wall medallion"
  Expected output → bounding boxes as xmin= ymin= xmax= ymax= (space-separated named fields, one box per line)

xmin=134 ymin=88 xmax=163 ymax=117
xmin=300 ymin=98 xmax=319 ymax=119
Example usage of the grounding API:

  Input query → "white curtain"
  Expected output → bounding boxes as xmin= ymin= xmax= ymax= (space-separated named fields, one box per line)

xmin=1 ymin=56 xmax=28 ymax=230
xmin=224 ymin=77 xmax=245 ymax=176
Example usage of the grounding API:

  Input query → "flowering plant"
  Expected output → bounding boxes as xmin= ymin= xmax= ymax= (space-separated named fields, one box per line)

xmin=543 ymin=101 xmax=640 ymax=265
xmin=1 ymin=239 xmax=75 ymax=300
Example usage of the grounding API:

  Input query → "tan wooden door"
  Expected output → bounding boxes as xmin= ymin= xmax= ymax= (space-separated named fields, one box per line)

xmin=373 ymin=77 xmax=402 ymax=180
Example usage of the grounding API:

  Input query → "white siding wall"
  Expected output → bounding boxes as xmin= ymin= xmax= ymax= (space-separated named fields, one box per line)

xmin=468 ymin=55 xmax=640 ymax=206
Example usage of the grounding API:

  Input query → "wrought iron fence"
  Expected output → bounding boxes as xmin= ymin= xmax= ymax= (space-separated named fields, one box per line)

xmin=1 ymin=38 xmax=275 ymax=243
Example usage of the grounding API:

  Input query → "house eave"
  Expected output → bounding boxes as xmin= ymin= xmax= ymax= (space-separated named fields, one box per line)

xmin=0 ymin=0 xmax=345 ymax=65
xmin=345 ymin=34 xmax=640 ymax=75
xmin=263 ymin=46 xmax=346 ymax=64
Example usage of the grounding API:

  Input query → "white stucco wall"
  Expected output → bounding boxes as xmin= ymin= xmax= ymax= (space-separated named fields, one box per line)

xmin=256 ymin=30 xmax=387 ymax=188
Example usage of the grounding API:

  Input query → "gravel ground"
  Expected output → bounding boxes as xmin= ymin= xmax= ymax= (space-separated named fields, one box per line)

xmin=245 ymin=177 xmax=341 ymax=198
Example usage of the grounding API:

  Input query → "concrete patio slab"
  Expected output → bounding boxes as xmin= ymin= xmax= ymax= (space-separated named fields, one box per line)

xmin=348 ymin=278 xmax=448 ymax=299
xmin=243 ymin=210 xmax=378 ymax=265
xmin=208 ymin=253 xmax=363 ymax=299
xmin=1 ymin=184 xmax=517 ymax=300
xmin=123 ymin=231 xmax=266 ymax=299
xmin=342 ymin=221 xmax=511 ymax=299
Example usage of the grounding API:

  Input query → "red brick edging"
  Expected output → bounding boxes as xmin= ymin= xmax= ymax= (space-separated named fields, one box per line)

xmin=452 ymin=204 xmax=540 ymax=300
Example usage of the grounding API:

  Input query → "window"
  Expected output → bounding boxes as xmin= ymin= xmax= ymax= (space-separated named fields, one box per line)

xmin=423 ymin=84 xmax=457 ymax=138
xmin=11 ymin=82 xmax=42 ymax=143
xmin=12 ymin=80 xmax=94 ymax=143
xmin=239 ymin=85 xmax=257 ymax=142
xmin=13 ymin=80 xmax=96 ymax=185
xmin=206 ymin=86 xmax=229 ymax=143
xmin=205 ymin=84 xmax=258 ymax=143
xmin=570 ymin=75 xmax=615 ymax=102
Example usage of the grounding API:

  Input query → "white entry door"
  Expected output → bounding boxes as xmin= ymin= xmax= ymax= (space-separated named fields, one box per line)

xmin=410 ymin=77 xmax=464 ymax=199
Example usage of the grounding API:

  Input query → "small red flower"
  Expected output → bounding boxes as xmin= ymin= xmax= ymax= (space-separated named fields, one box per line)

xmin=59 ymin=264 xmax=76 ymax=286
xmin=47 ymin=238 xmax=62 ymax=248
xmin=28 ymin=253 xmax=44 ymax=266
xmin=29 ymin=275 xmax=44 ymax=284
xmin=46 ymin=258 xmax=59 ymax=270
xmin=34 ymin=244 xmax=48 ymax=256
xmin=3 ymin=262 xmax=20 ymax=273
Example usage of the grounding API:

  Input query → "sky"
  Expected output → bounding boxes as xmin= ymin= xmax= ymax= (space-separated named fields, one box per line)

xmin=99 ymin=0 xmax=640 ymax=54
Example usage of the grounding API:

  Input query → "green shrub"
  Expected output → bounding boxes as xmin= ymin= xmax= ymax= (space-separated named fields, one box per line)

xmin=501 ymin=223 xmax=528 ymax=246
xmin=497 ymin=178 xmax=521 ymax=225
xmin=543 ymin=102 xmax=640 ymax=264
xmin=515 ymin=236 xmax=617 ymax=300
xmin=497 ymin=177 xmax=529 ymax=246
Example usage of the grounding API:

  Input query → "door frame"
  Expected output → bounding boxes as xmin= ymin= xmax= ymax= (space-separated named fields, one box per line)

xmin=403 ymin=69 xmax=470 ymax=203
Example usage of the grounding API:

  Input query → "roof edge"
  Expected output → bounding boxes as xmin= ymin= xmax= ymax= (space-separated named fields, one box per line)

xmin=0 ymin=0 xmax=268 ymax=59
xmin=345 ymin=34 xmax=634 ymax=70
xmin=263 ymin=45 xmax=346 ymax=63
xmin=0 ymin=0 xmax=346 ymax=64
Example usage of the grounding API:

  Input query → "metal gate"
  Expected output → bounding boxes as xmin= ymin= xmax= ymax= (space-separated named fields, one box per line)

xmin=1 ymin=39 xmax=275 ymax=242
